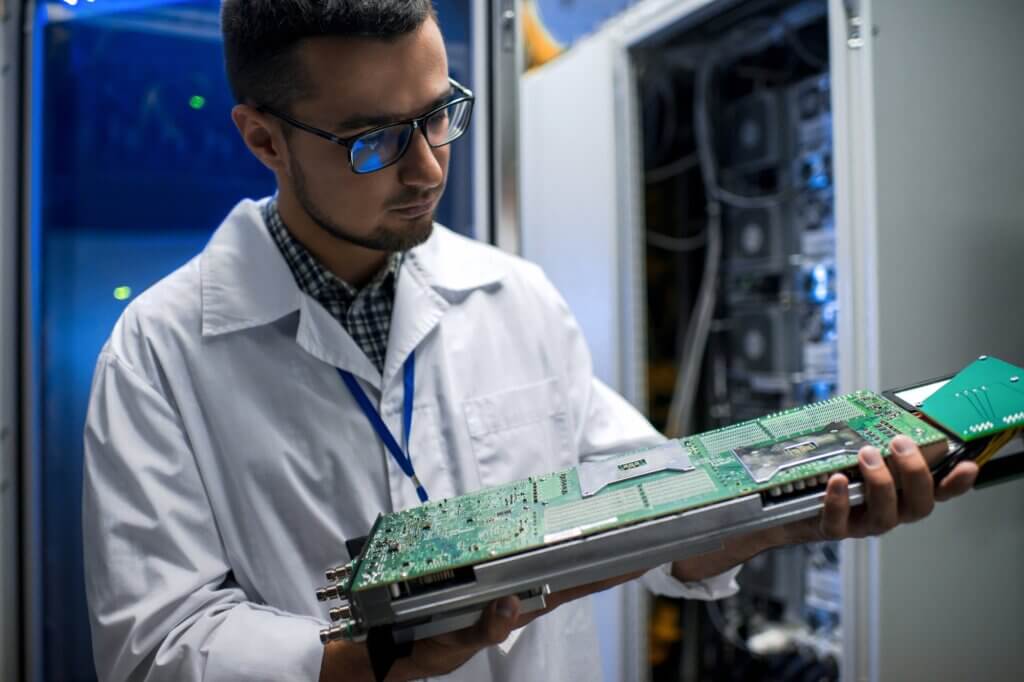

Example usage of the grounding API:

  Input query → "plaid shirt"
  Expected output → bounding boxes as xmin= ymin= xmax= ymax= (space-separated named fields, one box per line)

xmin=263 ymin=198 xmax=401 ymax=374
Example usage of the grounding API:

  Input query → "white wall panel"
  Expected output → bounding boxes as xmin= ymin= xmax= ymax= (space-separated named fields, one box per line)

xmin=520 ymin=34 xmax=632 ymax=682
xmin=521 ymin=37 xmax=624 ymax=388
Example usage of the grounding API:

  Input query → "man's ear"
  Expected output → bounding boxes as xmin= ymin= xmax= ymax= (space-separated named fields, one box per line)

xmin=231 ymin=104 xmax=289 ymax=175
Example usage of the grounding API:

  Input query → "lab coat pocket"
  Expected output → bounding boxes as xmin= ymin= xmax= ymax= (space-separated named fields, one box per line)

xmin=463 ymin=377 xmax=573 ymax=488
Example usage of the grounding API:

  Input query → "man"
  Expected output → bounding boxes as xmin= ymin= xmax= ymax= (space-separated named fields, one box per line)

xmin=82 ymin=2 xmax=978 ymax=681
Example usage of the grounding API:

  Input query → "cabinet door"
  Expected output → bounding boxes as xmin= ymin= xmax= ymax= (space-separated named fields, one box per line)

xmin=834 ymin=1 xmax=1024 ymax=680
xmin=869 ymin=2 xmax=1024 ymax=681
xmin=520 ymin=29 xmax=644 ymax=682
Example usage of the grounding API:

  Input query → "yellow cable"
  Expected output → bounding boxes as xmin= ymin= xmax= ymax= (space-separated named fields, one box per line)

xmin=976 ymin=428 xmax=1018 ymax=468
xmin=975 ymin=434 xmax=1004 ymax=467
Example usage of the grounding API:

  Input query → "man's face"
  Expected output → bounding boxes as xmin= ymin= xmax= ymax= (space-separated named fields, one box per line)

xmin=282 ymin=19 xmax=451 ymax=251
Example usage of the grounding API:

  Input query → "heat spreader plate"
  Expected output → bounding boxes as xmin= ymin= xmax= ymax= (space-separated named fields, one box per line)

xmin=349 ymin=391 xmax=945 ymax=593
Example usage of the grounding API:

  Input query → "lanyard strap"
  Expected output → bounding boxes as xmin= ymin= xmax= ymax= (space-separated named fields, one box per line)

xmin=338 ymin=352 xmax=428 ymax=503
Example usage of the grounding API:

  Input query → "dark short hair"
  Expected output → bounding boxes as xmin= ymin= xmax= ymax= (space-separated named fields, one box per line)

xmin=221 ymin=0 xmax=437 ymax=109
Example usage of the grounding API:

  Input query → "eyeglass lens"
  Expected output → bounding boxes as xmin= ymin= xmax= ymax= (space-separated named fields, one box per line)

xmin=350 ymin=99 xmax=473 ymax=174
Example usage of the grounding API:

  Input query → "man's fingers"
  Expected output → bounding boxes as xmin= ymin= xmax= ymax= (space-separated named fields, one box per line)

xmin=820 ymin=474 xmax=850 ymax=539
xmin=889 ymin=436 xmax=934 ymax=523
xmin=413 ymin=568 xmax=661 ymax=672
xmin=935 ymin=460 xmax=979 ymax=502
xmin=404 ymin=597 xmax=521 ymax=679
xmin=451 ymin=596 xmax=520 ymax=648
xmin=859 ymin=446 xmax=899 ymax=533
xmin=481 ymin=596 xmax=519 ymax=644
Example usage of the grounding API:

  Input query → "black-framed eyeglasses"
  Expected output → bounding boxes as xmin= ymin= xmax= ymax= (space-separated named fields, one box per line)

xmin=259 ymin=78 xmax=474 ymax=175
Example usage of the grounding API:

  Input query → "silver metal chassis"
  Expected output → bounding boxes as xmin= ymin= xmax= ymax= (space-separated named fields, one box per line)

xmin=354 ymin=481 xmax=866 ymax=641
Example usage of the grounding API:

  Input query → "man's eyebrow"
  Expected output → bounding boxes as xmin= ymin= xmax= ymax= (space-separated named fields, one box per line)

xmin=336 ymin=88 xmax=455 ymax=133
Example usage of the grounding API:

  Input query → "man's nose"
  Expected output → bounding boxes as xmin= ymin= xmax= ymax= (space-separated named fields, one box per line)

xmin=397 ymin=128 xmax=445 ymax=189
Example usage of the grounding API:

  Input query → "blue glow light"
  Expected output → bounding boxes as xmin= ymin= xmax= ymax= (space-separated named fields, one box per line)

xmin=810 ymin=381 xmax=834 ymax=402
xmin=811 ymin=264 xmax=830 ymax=303
xmin=823 ymin=301 xmax=839 ymax=341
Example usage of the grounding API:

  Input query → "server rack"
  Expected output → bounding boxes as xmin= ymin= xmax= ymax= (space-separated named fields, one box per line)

xmin=519 ymin=0 xmax=1024 ymax=680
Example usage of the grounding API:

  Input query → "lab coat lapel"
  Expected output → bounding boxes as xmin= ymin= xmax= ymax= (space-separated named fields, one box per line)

xmin=380 ymin=225 xmax=507 ymax=388
xmin=295 ymin=295 xmax=382 ymax=387
xmin=199 ymin=199 xmax=383 ymax=387
xmin=381 ymin=257 xmax=449 ymax=389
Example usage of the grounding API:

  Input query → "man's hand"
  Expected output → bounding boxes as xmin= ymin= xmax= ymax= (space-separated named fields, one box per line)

xmin=324 ymin=435 xmax=981 ymax=680
xmin=778 ymin=434 xmax=978 ymax=545
xmin=321 ymin=573 xmax=643 ymax=682
xmin=318 ymin=602 xmax=523 ymax=682
xmin=673 ymin=434 xmax=980 ymax=582
xmin=391 ymin=571 xmax=643 ymax=680
xmin=392 ymin=431 xmax=982 ymax=678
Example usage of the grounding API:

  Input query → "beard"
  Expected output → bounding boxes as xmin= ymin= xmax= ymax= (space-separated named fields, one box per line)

xmin=291 ymin=157 xmax=438 ymax=252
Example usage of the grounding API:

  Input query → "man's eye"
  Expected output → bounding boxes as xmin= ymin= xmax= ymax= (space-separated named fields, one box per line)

xmin=360 ymin=131 xmax=387 ymax=150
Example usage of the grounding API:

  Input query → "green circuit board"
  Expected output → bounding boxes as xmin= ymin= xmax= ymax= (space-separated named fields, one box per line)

xmin=350 ymin=391 xmax=946 ymax=593
xmin=922 ymin=356 xmax=1024 ymax=441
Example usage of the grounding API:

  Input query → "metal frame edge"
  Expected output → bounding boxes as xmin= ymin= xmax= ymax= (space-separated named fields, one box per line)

xmin=0 ymin=0 xmax=23 ymax=679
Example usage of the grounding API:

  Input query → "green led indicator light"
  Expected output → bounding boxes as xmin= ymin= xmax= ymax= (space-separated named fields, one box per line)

xmin=189 ymin=95 xmax=206 ymax=110
xmin=113 ymin=286 xmax=133 ymax=301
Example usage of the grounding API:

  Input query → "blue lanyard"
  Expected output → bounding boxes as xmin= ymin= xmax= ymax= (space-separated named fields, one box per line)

xmin=338 ymin=352 xmax=429 ymax=503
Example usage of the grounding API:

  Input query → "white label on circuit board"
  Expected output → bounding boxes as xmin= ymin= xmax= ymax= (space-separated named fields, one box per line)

xmin=576 ymin=441 xmax=694 ymax=498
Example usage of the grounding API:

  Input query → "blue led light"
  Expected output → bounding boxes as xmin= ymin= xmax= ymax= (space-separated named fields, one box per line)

xmin=810 ymin=381 xmax=833 ymax=401
xmin=811 ymin=264 xmax=830 ymax=303
xmin=822 ymin=301 xmax=839 ymax=341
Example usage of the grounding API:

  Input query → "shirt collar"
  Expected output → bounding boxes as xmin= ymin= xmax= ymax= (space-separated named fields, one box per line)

xmin=262 ymin=197 xmax=402 ymax=308
xmin=200 ymin=198 xmax=506 ymax=337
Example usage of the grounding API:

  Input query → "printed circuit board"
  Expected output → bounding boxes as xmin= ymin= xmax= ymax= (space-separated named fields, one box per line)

xmin=349 ymin=391 xmax=945 ymax=594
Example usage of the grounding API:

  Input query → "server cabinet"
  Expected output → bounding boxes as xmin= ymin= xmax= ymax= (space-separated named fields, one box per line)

xmin=519 ymin=0 xmax=1024 ymax=680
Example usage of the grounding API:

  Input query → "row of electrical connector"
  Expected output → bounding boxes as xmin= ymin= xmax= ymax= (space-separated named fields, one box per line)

xmin=316 ymin=561 xmax=363 ymax=643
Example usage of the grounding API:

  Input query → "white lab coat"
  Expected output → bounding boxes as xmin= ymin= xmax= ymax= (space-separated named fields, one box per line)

xmin=82 ymin=199 xmax=739 ymax=682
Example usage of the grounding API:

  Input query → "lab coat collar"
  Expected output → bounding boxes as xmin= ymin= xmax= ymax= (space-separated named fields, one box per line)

xmin=379 ymin=221 xmax=506 ymax=386
xmin=200 ymin=198 xmax=504 ymax=387
xmin=200 ymin=199 xmax=300 ymax=338
xmin=403 ymin=222 xmax=506 ymax=296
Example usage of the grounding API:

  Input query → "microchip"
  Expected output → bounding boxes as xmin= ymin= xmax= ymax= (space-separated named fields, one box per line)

xmin=732 ymin=423 xmax=870 ymax=483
